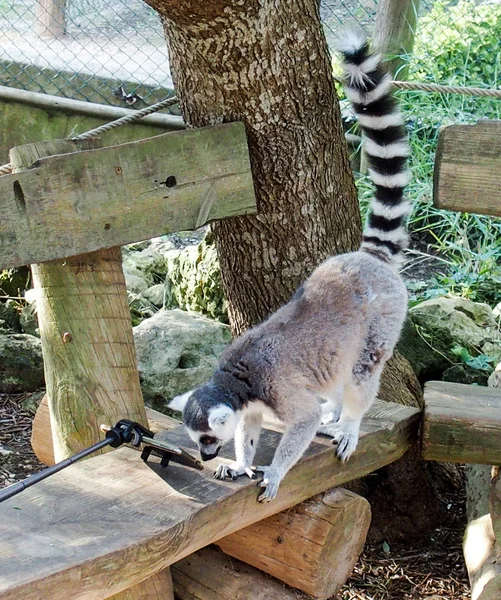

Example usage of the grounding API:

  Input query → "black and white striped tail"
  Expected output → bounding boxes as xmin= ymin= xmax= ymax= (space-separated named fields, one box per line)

xmin=338 ymin=32 xmax=411 ymax=266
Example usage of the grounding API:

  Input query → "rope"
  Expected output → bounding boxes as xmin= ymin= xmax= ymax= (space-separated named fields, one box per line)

xmin=71 ymin=95 xmax=178 ymax=140
xmin=2 ymin=78 xmax=501 ymax=176
xmin=334 ymin=76 xmax=501 ymax=98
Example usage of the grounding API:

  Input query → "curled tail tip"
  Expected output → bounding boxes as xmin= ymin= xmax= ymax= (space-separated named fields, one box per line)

xmin=336 ymin=30 xmax=369 ymax=57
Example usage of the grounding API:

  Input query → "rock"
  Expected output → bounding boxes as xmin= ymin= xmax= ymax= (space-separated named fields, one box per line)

xmin=0 ymin=300 xmax=21 ymax=333
xmin=122 ymin=247 xmax=167 ymax=280
xmin=399 ymin=297 xmax=500 ymax=382
xmin=164 ymin=232 xmax=228 ymax=322
xmin=142 ymin=284 xmax=165 ymax=308
xmin=133 ymin=309 xmax=231 ymax=410
xmin=442 ymin=365 xmax=488 ymax=386
xmin=0 ymin=334 xmax=44 ymax=393
xmin=124 ymin=271 xmax=151 ymax=295
xmin=20 ymin=302 xmax=39 ymax=336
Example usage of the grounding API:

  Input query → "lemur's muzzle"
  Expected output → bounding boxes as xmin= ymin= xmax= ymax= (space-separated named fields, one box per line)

xmin=200 ymin=447 xmax=221 ymax=461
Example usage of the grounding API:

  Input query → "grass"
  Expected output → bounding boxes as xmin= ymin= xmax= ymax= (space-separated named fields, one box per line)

xmin=352 ymin=83 xmax=501 ymax=310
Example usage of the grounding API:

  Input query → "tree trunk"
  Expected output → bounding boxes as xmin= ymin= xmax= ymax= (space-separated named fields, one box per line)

xmin=145 ymin=0 xmax=360 ymax=333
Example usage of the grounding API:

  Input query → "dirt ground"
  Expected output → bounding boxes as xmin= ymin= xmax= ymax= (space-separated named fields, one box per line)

xmin=1 ymin=391 xmax=470 ymax=600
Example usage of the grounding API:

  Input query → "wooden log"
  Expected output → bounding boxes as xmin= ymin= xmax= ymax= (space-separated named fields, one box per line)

xmin=464 ymin=468 xmax=501 ymax=600
xmin=1 ymin=123 xmax=256 ymax=269
xmin=172 ymin=546 xmax=307 ymax=600
xmin=373 ymin=0 xmax=420 ymax=78
xmin=0 ymin=401 xmax=420 ymax=600
xmin=433 ymin=121 xmax=501 ymax=218
xmin=217 ymin=487 xmax=371 ymax=599
xmin=108 ymin=570 xmax=173 ymax=600
xmin=31 ymin=394 xmax=180 ymax=466
xmin=421 ymin=381 xmax=501 ymax=464
xmin=35 ymin=0 xmax=67 ymax=38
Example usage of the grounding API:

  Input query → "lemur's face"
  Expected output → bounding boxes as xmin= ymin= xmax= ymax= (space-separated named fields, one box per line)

xmin=168 ymin=387 xmax=240 ymax=462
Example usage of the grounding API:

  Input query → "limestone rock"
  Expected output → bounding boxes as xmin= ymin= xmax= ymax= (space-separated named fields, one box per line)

xmin=122 ymin=246 xmax=167 ymax=280
xmin=0 ymin=334 xmax=44 ymax=393
xmin=142 ymin=284 xmax=165 ymax=308
xmin=398 ymin=297 xmax=500 ymax=382
xmin=164 ymin=232 xmax=228 ymax=322
xmin=133 ymin=308 xmax=231 ymax=410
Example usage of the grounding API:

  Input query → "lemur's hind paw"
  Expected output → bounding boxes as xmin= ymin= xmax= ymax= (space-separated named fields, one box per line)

xmin=214 ymin=462 xmax=255 ymax=481
xmin=254 ymin=465 xmax=282 ymax=502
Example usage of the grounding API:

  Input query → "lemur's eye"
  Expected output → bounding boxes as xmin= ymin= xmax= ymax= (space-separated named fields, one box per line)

xmin=200 ymin=435 xmax=217 ymax=445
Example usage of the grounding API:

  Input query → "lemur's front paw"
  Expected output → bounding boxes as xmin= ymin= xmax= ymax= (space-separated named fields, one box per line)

xmin=214 ymin=462 xmax=255 ymax=481
xmin=317 ymin=423 xmax=359 ymax=462
xmin=254 ymin=465 xmax=282 ymax=502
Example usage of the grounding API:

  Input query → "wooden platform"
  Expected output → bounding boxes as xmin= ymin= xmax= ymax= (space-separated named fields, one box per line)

xmin=422 ymin=381 xmax=501 ymax=464
xmin=0 ymin=401 xmax=419 ymax=600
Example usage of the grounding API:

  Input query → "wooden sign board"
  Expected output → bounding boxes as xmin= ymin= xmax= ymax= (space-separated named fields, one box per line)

xmin=0 ymin=122 xmax=257 ymax=269
xmin=433 ymin=120 xmax=501 ymax=217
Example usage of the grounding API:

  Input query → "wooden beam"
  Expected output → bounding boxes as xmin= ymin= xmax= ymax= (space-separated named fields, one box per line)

xmin=0 ymin=401 xmax=420 ymax=600
xmin=35 ymin=0 xmax=67 ymax=38
xmin=433 ymin=121 xmax=501 ymax=217
xmin=1 ymin=123 xmax=257 ymax=269
xmin=422 ymin=381 xmax=501 ymax=464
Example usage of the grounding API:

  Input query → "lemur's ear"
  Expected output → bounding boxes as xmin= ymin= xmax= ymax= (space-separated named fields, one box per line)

xmin=208 ymin=405 xmax=233 ymax=429
xmin=168 ymin=390 xmax=193 ymax=412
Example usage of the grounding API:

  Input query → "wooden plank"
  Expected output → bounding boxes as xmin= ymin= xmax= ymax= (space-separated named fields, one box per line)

xmin=0 ymin=400 xmax=420 ymax=600
xmin=422 ymin=381 xmax=501 ymax=464
xmin=433 ymin=121 xmax=501 ymax=217
xmin=0 ymin=122 xmax=257 ymax=269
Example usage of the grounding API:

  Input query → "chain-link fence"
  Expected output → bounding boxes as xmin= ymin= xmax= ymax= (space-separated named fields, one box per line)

xmin=0 ymin=0 xmax=499 ymax=107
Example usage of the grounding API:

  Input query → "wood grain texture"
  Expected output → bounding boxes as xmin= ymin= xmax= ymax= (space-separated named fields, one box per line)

xmin=217 ymin=488 xmax=371 ymax=598
xmin=422 ymin=381 xmax=501 ymax=464
xmin=0 ymin=400 xmax=420 ymax=600
xmin=1 ymin=123 xmax=256 ymax=269
xmin=108 ymin=569 xmax=173 ymax=600
xmin=172 ymin=546 xmax=307 ymax=600
xmin=31 ymin=394 xmax=180 ymax=466
xmin=433 ymin=121 xmax=501 ymax=217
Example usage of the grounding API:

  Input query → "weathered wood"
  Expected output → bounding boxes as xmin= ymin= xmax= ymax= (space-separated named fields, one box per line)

xmin=172 ymin=546 xmax=306 ymax=600
xmin=1 ymin=123 xmax=256 ymax=269
xmin=31 ymin=394 xmax=180 ymax=466
xmin=0 ymin=400 xmax=420 ymax=600
xmin=217 ymin=487 xmax=371 ymax=598
xmin=35 ymin=0 xmax=67 ymax=37
xmin=463 ymin=467 xmax=501 ymax=600
xmin=422 ymin=381 xmax=501 ymax=464
xmin=433 ymin=121 xmax=501 ymax=217
xmin=108 ymin=570 xmax=174 ymax=600
xmin=373 ymin=0 xmax=420 ymax=78
xmin=11 ymin=139 xmax=149 ymax=464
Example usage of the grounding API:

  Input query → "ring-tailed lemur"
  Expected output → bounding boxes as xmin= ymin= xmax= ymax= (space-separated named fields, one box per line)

xmin=169 ymin=33 xmax=411 ymax=502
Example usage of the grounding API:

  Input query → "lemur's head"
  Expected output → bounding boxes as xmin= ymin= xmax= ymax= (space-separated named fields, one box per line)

xmin=169 ymin=382 xmax=240 ymax=461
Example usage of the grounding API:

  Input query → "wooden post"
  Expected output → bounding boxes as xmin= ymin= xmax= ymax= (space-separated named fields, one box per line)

xmin=358 ymin=0 xmax=420 ymax=174
xmin=36 ymin=0 xmax=67 ymax=38
xmin=10 ymin=139 xmax=172 ymax=600
xmin=217 ymin=488 xmax=371 ymax=599
xmin=373 ymin=0 xmax=421 ymax=79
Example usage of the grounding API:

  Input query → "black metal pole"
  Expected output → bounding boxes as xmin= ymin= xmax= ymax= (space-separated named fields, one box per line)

xmin=0 ymin=437 xmax=113 ymax=503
